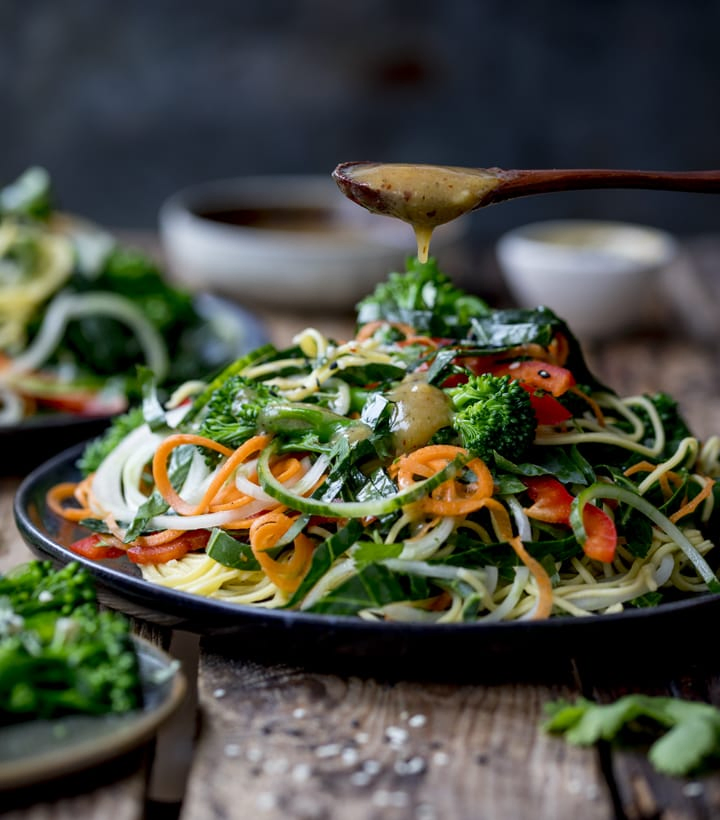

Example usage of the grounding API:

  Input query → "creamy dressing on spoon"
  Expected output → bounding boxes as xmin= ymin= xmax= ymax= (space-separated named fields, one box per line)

xmin=333 ymin=163 xmax=501 ymax=261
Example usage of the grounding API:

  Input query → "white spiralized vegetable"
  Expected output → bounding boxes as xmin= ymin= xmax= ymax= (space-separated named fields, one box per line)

xmin=398 ymin=516 xmax=455 ymax=561
xmin=91 ymin=424 xmax=164 ymax=520
xmin=478 ymin=567 xmax=531 ymax=623
xmin=506 ymin=495 xmax=532 ymax=542
xmin=300 ymin=558 xmax=357 ymax=611
xmin=0 ymin=385 xmax=24 ymax=424
xmin=5 ymin=291 xmax=169 ymax=382
xmin=91 ymin=405 xmax=188 ymax=521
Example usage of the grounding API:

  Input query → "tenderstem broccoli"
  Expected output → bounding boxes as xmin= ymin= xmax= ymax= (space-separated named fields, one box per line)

xmin=196 ymin=375 xmax=369 ymax=453
xmin=0 ymin=561 xmax=142 ymax=724
xmin=447 ymin=373 xmax=537 ymax=463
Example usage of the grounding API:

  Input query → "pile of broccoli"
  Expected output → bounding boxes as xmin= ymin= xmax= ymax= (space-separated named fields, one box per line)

xmin=0 ymin=560 xmax=142 ymax=724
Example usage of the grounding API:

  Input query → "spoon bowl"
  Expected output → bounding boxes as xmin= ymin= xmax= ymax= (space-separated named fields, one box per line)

xmin=333 ymin=162 xmax=720 ymax=219
xmin=333 ymin=161 xmax=720 ymax=261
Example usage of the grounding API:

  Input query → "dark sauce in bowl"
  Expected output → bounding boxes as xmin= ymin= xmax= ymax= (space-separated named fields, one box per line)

xmin=195 ymin=206 xmax=343 ymax=234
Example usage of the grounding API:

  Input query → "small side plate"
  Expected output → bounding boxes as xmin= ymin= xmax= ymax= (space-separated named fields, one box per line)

xmin=0 ymin=635 xmax=186 ymax=790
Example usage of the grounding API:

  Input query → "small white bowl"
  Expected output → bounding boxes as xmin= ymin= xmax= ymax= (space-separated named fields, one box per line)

xmin=159 ymin=175 xmax=465 ymax=310
xmin=495 ymin=220 xmax=678 ymax=341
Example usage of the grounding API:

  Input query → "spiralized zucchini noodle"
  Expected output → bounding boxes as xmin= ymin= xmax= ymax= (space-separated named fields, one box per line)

xmin=49 ymin=264 xmax=720 ymax=623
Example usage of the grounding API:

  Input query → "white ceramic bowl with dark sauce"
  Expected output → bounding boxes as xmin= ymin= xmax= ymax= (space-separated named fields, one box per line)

xmin=159 ymin=175 xmax=466 ymax=310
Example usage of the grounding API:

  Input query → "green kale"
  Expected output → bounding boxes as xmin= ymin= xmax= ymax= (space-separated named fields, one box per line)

xmin=355 ymin=256 xmax=490 ymax=337
xmin=62 ymin=246 xmax=199 ymax=382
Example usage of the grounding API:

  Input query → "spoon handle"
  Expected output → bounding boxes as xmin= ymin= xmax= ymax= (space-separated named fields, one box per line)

xmin=489 ymin=168 xmax=720 ymax=205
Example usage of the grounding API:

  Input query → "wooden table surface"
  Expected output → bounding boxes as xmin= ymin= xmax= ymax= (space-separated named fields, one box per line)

xmin=4 ymin=237 xmax=720 ymax=819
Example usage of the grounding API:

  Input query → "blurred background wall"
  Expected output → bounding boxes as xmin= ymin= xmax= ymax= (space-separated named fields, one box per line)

xmin=1 ymin=0 xmax=719 ymax=246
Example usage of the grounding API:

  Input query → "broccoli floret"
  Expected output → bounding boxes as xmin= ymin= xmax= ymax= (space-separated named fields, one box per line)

xmin=78 ymin=405 xmax=146 ymax=476
xmin=355 ymin=257 xmax=489 ymax=337
xmin=0 ymin=561 xmax=142 ymax=724
xmin=0 ymin=560 xmax=96 ymax=617
xmin=447 ymin=373 xmax=537 ymax=462
xmin=197 ymin=375 xmax=279 ymax=448
xmin=196 ymin=375 xmax=369 ymax=453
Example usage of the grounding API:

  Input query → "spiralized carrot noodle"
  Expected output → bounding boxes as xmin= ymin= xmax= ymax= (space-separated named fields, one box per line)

xmin=389 ymin=445 xmax=552 ymax=618
xmin=396 ymin=335 xmax=441 ymax=350
xmin=390 ymin=444 xmax=493 ymax=516
xmin=47 ymin=478 xmax=93 ymax=522
xmin=547 ymin=333 xmax=570 ymax=366
xmin=568 ymin=386 xmax=606 ymax=426
xmin=208 ymin=456 xmax=304 ymax=513
xmin=483 ymin=497 xmax=553 ymax=620
xmin=103 ymin=513 xmax=185 ymax=548
xmin=625 ymin=461 xmax=683 ymax=500
xmin=669 ymin=477 xmax=715 ymax=524
xmin=249 ymin=511 xmax=315 ymax=593
xmin=152 ymin=433 xmax=271 ymax=516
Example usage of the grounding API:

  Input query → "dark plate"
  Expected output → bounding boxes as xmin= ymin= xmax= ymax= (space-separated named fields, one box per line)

xmin=0 ymin=635 xmax=185 ymax=790
xmin=14 ymin=444 xmax=720 ymax=680
xmin=0 ymin=294 xmax=268 ymax=476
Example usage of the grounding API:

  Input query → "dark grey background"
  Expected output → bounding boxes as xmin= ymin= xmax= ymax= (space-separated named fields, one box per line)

xmin=2 ymin=0 xmax=719 ymax=245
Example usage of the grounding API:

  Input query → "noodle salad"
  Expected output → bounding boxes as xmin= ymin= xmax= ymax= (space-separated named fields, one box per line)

xmin=50 ymin=258 xmax=720 ymax=623
xmin=0 ymin=167 xmax=240 ymax=423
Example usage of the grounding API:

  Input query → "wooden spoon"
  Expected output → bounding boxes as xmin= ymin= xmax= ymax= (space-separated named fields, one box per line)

xmin=332 ymin=161 xmax=720 ymax=260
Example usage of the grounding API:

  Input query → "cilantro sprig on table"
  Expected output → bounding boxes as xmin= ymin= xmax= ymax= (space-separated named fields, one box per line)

xmin=544 ymin=695 xmax=720 ymax=777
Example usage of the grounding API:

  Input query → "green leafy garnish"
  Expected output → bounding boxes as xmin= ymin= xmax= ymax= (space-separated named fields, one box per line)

xmin=544 ymin=695 xmax=720 ymax=776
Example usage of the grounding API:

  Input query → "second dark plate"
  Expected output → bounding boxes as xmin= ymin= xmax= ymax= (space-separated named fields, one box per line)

xmin=0 ymin=294 xmax=267 ymax=475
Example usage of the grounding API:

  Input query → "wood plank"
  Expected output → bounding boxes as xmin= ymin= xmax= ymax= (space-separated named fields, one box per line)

xmin=0 ymin=478 xmax=34 ymax=573
xmin=2 ymin=755 xmax=148 ymax=820
xmin=587 ymin=335 xmax=720 ymax=441
xmin=182 ymin=651 xmax=613 ymax=820
xmin=572 ymin=659 xmax=720 ymax=819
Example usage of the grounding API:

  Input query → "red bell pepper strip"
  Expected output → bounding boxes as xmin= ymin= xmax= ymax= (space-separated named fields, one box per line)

xmin=126 ymin=529 xmax=211 ymax=565
xmin=524 ymin=475 xmax=573 ymax=522
xmin=580 ymin=504 xmax=618 ymax=563
xmin=491 ymin=360 xmax=575 ymax=425
xmin=69 ymin=533 xmax=126 ymax=561
xmin=523 ymin=476 xmax=617 ymax=563
xmin=491 ymin=360 xmax=576 ymax=397
xmin=524 ymin=390 xmax=573 ymax=425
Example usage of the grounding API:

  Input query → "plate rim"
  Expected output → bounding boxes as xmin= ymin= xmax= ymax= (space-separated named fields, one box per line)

xmin=13 ymin=442 xmax=720 ymax=652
